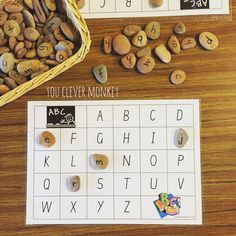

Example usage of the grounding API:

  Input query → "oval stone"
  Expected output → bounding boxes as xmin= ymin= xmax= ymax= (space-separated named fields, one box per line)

xmin=89 ymin=154 xmax=109 ymax=170
xmin=103 ymin=35 xmax=112 ymax=54
xmin=4 ymin=77 xmax=17 ymax=89
xmin=23 ymin=9 xmax=35 ymax=28
xmin=0 ymin=10 xmax=8 ymax=26
xmin=39 ymin=130 xmax=56 ymax=148
xmin=168 ymin=35 xmax=181 ymax=54
xmin=174 ymin=128 xmax=189 ymax=148
xmin=123 ymin=25 xmax=142 ymax=37
xmin=113 ymin=34 xmax=131 ymax=55
xmin=8 ymin=12 xmax=24 ymax=24
xmin=0 ymin=84 xmax=10 ymax=95
xmin=150 ymin=0 xmax=163 ymax=7
xmin=4 ymin=2 xmax=23 ymax=13
xmin=155 ymin=44 xmax=171 ymax=63
xmin=56 ymin=50 xmax=68 ymax=63
xmin=170 ymin=70 xmax=186 ymax=85
xmin=24 ymin=27 xmax=40 ymax=41
xmin=60 ymin=22 xmax=78 ymax=42
xmin=77 ymin=0 xmax=85 ymax=9
xmin=37 ymin=42 xmax=54 ymax=57
xmin=199 ymin=32 xmax=219 ymax=51
xmin=137 ymin=56 xmax=155 ymax=74
xmin=17 ymin=59 xmax=41 ymax=76
xmin=121 ymin=52 xmax=136 ymax=69
xmin=145 ymin=21 xmax=160 ymax=40
xmin=181 ymin=38 xmax=196 ymax=50
xmin=3 ymin=20 xmax=20 ymax=37
xmin=67 ymin=176 xmax=80 ymax=192
xmin=93 ymin=64 xmax=108 ymax=84
xmin=174 ymin=22 xmax=186 ymax=35
xmin=9 ymin=70 xmax=27 ymax=85
xmin=0 ymin=53 xmax=14 ymax=73
xmin=132 ymin=31 xmax=148 ymax=48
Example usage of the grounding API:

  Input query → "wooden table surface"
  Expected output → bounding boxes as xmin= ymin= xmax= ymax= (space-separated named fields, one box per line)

xmin=0 ymin=2 xmax=236 ymax=236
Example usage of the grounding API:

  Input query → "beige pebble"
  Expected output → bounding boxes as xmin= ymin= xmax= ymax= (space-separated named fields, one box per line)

xmin=67 ymin=176 xmax=80 ymax=192
xmin=56 ymin=50 xmax=68 ymax=63
xmin=60 ymin=22 xmax=78 ymax=42
xmin=45 ymin=0 xmax=57 ymax=11
xmin=24 ymin=40 xmax=33 ymax=49
xmin=174 ymin=22 xmax=186 ymax=35
xmin=32 ymin=0 xmax=46 ymax=23
xmin=0 ymin=84 xmax=10 ymax=95
xmin=3 ymin=20 xmax=21 ymax=37
xmin=31 ymin=65 xmax=49 ymax=78
xmin=53 ymin=27 xmax=65 ymax=41
xmin=39 ymin=130 xmax=56 ymax=147
xmin=4 ymin=2 xmax=23 ymax=13
xmin=174 ymin=128 xmax=189 ymax=148
xmin=155 ymin=44 xmax=171 ymax=63
xmin=0 ymin=38 xmax=7 ymax=46
xmin=43 ymin=33 xmax=57 ymax=47
xmin=0 ymin=10 xmax=8 ymax=26
xmin=150 ymin=0 xmax=163 ymax=7
xmin=103 ymin=35 xmax=112 ymax=54
xmin=37 ymin=42 xmax=53 ymax=57
xmin=46 ymin=60 xmax=59 ymax=66
xmin=168 ymin=35 xmax=181 ymax=54
xmin=199 ymin=32 xmax=219 ymax=51
xmin=181 ymin=37 xmax=196 ymax=50
xmin=9 ymin=12 xmax=24 ymax=25
xmin=137 ymin=56 xmax=155 ymax=74
xmin=4 ymin=77 xmax=17 ymax=89
xmin=24 ymin=0 xmax=33 ymax=10
xmin=24 ymin=27 xmax=40 ymax=41
xmin=44 ymin=17 xmax=62 ymax=34
xmin=9 ymin=70 xmax=27 ymax=85
xmin=145 ymin=21 xmax=160 ymax=40
xmin=132 ymin=31 xmax=147 ymax=48
xmin=123 ymin=25 xmax=142 ymax=37
xmin=77 ymin=0 xmax=85 ymax=9
xmin=23 ymin=9 xmax=35 ymax=28
xmin=136 ymin=46 xmax=151 ymax=58
xmin=170 ymin=70 xmax=186 ymax=85
xmin=17 ymin=48 xmax=27 ymax=59
xmin=0 ymin=53 xmax=15 ymax=73
xmin=15 ymin=42 xmax=24 ymax=53
xmin=121 ymin=52 xmax=136 ymax=69
xmin=0 ymin=47 xmax=10 ymax=54
xmin=17 ymin=59 xmax=41 ymax=76
xmin=93 ymin=64 xmax=108 ymax=84
xmin=113 ymin=34 xmax=131 ymax=55
xmin=9 ymin=37 xmax=17 ymax=51
xmin=89 ymin=154 xmax=109 ymax=170
xmin=0 ymin=28 xmax=4 ymax=41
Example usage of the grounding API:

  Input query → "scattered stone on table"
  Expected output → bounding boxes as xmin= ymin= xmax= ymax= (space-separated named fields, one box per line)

xmin=145 ymin=21 xmax=160 ymax=40
xmin=132 ymin=30 xmax=148 ymax=48
xmin=174 ymin=128 xmax=189 ymax=148
xmin=103 ymin=35 xmax=112 ymax=54
xmin=150 ymin=0 xmax=163 ymax=7
xmin=199 ymin=32 xmax=219 ymax=51
xmin=168 ymin=35 xmax=181 ymax=54
xmin=112 ymin=34 xmax=131 ymax=55
xmin=67 ymin=176 xmax=80 ymax=192
xmin=121 ymin=52 xmax=136 ymax=69
xmin=123 ymin=25 xmax=142 ymax=37
xmin=89 ymin=154 xmax=109 ymax=170
xmin=93 ymin=64 xmax=108 ymax=84
xmin=174 ymin=22 xmax=186 ymax=35
xmin=136 ymin=46 xmax=151 ymax=58
xmin=137 ymin=56 xmax=155 ymax=74
xmin=155 ymin=44 xmax=171 ymax=63
xmin=39 ymin=130 xmax=56 ymax=148
xmin=0 ymin=84 xmax=10 ymax=95
xmin=170 ymin=70 xmax=186 ymax=85
xmin=181 ymin=37 xmax=196 ymax=50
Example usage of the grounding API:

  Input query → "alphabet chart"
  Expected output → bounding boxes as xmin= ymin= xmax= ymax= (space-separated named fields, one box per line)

xmin=80 ymin=0 xmax=230 ymax=19
xmin=27 ymin=100 xmax=202 ymax=225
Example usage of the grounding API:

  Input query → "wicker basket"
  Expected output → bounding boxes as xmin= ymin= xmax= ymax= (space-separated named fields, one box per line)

xmin=0 ymin=0 xmax=91 ymax=107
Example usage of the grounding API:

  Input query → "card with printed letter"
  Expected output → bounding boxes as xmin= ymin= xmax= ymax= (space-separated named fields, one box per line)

xmin=27 ymin=100 xmax=202 ymax=225
xmin=79 ymin=0 xmax=229 ymax=19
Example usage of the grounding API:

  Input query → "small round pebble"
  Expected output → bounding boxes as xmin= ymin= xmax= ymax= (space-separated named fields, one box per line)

xmin=67 ymin=176 xmax=80 ymax=192
xmin=136 ymin=46 xmax=151 ymax=58
xmin=39 ymin=131 xmax=56 ymax=148
xmin=112 ymin=34 xmax=131 ymax=55
xmin=170 ymin=70 xmax=186 ymax=85
xmin=199 ymin=32 xmax=219 ymax=51
xmin=145 ymin=21 xmax=160 ymax=40
xmin=168 ymin=36 xmax=181 ymax=54
xmin=137 ymin=56 xmax=155 ymax=74
xmin=123 ymin=25 xmax=141 ymax=37
xmin=132 ymin=31 xmax=147 ymax=48
xmin=150 ymin=0 xmax=163 ymax=7
xmin=174 ymin=22 xmax=186 ymax=35
xmin=89 ymin=154 xmax=109 ymax=170
xmin=121 ymin=53 xmax=136 ymax=69
xmin=181 ymin=38 xmax=196 ymax=50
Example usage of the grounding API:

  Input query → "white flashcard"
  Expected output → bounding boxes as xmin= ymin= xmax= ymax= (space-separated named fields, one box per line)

xmin=27 ymin=100 xmax=202 ymax=225
xmin=80 ymin=0 xmax=230 ymax=19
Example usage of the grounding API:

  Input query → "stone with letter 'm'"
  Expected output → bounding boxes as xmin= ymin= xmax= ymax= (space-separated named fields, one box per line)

xmin=89 ymin=154 xmax=109 ymax=170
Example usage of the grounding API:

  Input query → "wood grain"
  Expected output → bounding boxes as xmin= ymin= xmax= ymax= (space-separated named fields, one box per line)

xmin=0 ymin=2 xmax=236 ymax=236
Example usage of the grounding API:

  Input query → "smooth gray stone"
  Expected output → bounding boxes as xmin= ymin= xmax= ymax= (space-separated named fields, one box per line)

xmin=93 ymin=64 xmax=108 ymax=84
xmin=174 ymin=128 xmax=189 ymax=148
